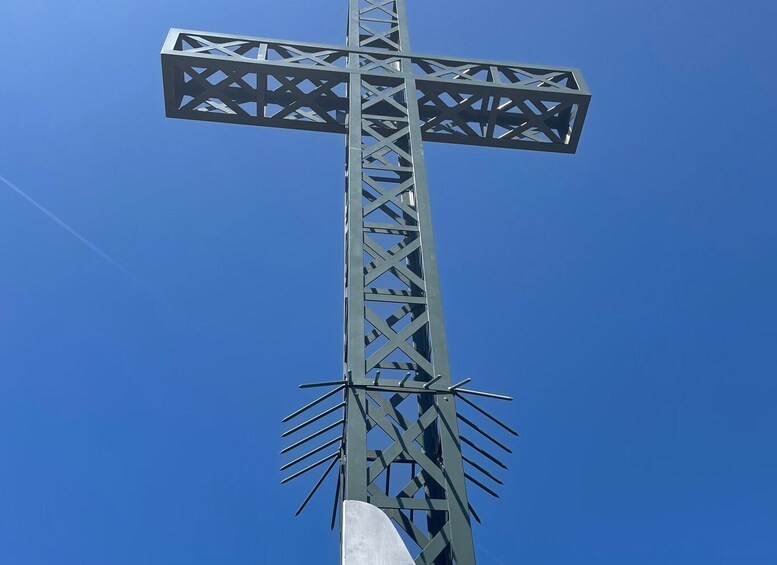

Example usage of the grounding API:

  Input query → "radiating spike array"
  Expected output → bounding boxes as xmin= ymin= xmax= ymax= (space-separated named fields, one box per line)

xmin=280 ymin=381 xmax=346 ymax=516
xmin=450 ymin=385 xmax=518 ymax=504
xmin=280 ymin=375 xmax=518 ymax=533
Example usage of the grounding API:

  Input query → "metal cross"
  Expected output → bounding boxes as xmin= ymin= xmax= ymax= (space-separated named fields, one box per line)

xmin=161 ymin=1 xmax=589 ymax=563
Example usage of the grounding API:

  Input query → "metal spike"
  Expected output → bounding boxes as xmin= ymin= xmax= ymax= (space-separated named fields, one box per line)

xmin=330 ymin=464 xmax=342 ymax=530
xmin=454 ymin=387 xmax=513 ymax=401
xmin=281 ymin=419 xmax=344 ymax=454
xmin=294 ymin=455 xmax=340 ymax=516
xmin=299 ymin=380 xmax=346 ymax=389
xmin=423 ymin=374 xmax=443 ymax=389
xmin=280 ymin=437 xmax=342 ymax=471
xmin=282 ymin=385 xmax=345 ymax=423
xmin=282 ymin=402 xmax=346 ymax=438
xmin=281 ymin=451 xmax=339 ymax=485
xmin=400 ymin=372 xmax=412 ymax=387
xmin=463 ymin=455 xmax=503 ymax=485
xmin=458 ymin=414 xmax=512 ymax=453
xmin=468 ymin=503 xmax=482 ymax=524
xmin=465 ymin=473 xmax=499 ymax=498
xmin=457 ymin=394 xmax=519 ymax=436
xmin=461 ymin=435 xmax=508 ymax=470
xmin=449 ymin=378 xmax=472 ymax=391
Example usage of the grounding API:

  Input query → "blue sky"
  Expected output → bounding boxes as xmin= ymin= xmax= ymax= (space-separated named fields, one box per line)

xmin=1 ymin=0 xmax=776 ymax=563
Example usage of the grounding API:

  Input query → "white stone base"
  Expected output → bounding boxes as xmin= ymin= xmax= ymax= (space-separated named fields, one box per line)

xmin=342 ymin=500 xmax=414 ymax=565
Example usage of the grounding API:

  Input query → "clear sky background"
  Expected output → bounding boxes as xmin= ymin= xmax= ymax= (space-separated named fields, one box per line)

xmin=1 ymin=0 xmax=776 ymax=563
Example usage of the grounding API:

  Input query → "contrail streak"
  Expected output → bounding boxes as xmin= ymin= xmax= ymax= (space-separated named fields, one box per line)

xmin=0 ymin=172 xmax=155 ymax=295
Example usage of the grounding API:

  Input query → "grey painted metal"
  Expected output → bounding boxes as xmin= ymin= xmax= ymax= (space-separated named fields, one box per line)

xmin=160 ymin=30 xmax=590 ymax=153
xmin=342 ymin=500 xmax=414 ymax=565
xmin=161 ymin=1 xmax=590 ymax=564
xmin=340 ymin=3 xmax=476 ymax=562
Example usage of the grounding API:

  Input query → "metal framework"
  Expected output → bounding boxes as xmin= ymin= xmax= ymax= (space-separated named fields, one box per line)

xmin=161 ymin=2 xmax=589 ymax=564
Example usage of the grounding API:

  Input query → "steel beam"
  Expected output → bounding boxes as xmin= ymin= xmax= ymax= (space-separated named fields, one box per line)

xmin=161 ymin=28 xmax=590 ymax=153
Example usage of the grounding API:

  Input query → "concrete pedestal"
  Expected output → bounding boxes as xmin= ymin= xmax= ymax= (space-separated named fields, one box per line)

xmin=342 ymin=500 xmax=414 ymax=565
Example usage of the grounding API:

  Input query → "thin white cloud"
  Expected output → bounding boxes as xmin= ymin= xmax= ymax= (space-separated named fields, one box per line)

xmin=0 ymin=172 xmax=157 ymax=297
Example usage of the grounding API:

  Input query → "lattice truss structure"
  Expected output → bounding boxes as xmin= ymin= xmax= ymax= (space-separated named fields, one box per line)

xmin=161 ymin=13 xmax=589 ymax=152
xmin=162 ymin=1 xmax=589 ymax=564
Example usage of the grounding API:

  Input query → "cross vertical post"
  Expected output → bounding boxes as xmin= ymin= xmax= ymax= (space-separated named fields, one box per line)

xmin=342 ymin=1 xmax=474 ymax=563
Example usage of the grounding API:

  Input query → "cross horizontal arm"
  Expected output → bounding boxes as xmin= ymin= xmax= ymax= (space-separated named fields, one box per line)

xmin=161 ymin=29 xmax=590 ymax=152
